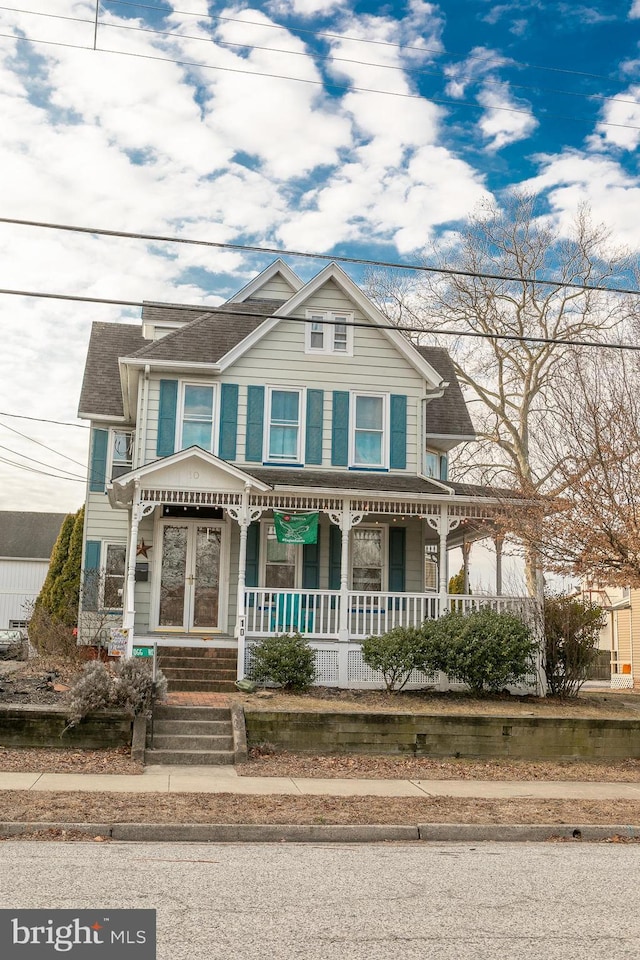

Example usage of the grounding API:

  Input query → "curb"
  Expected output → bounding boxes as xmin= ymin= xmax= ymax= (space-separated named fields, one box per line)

xmin=1 ymin=822 xmax=640 ymax=843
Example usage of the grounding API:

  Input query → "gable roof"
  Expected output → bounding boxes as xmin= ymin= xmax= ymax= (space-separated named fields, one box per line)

xmin=228 ymin=259 xmax=303 ymax=302
xmin=78 ymin=321 xmax=148 ymax=419
xmin=417 ymin=347 xmax=475 ymax=439
xmin=129 ymin=300 xmax=282 ymax=365
xmin=0 ymin=511 xmax=68 ymax=560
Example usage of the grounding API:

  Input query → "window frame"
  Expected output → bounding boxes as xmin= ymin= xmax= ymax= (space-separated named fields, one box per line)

xmin=260 ymin=521 xmax=302 ymax=589
xmin=263 ymin=385 xmax=305 ymax=465
xmin=305 ymin=310 xmax=354 ymax=357
xmin=108 ymin=428 xmax=135 ymax=480
xmin=350 ymin=524 xmax=388 ymax=592
xmin=101 ymin=542 xmax=127 ymax=612
xmin=176 ymin=381 xmax=218 ymax=454
xmin=349 ymin=392 xmax=389 ymax=470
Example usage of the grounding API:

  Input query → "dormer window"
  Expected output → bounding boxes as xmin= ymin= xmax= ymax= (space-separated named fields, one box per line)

xmin=305 ymin=311 xmax=353 ymax=356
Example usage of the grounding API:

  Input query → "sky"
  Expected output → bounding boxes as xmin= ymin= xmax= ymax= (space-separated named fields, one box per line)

xmin=0 ymin=0 xmax=638 ymax=589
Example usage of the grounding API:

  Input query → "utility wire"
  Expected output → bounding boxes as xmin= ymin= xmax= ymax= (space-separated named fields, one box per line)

xmin=103 ymin=0 xmax=637 ymax=86
xmin=4 ymin=5 xmax=632 ymax=114
xmin=0 ymin=410 xmax=89 ymax=428
xmin=2 ymin=23 xmax=640 ymax=134
xmin=0 ymin=442 xmax=86 ymax=479
xmin=0 ymin=418 xmax=88 ymax=468
xmin=0 ymin=453 xmax=86 ymax=482
xmin=0 ymin=285 xmax=637 ymax=352
xmin=1 ymin=215 xmax=638 ymax=297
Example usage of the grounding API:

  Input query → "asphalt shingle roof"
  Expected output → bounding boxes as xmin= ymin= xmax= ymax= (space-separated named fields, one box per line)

xmin=416 ymin=346 xmax=475 ymax=439
xmin=78 ymin=322 xmax=147 ymax=419
xmin=0 ymin=511 xmax=68 ymax=559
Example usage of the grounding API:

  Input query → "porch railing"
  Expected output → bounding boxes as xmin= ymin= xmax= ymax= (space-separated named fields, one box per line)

xmin=244 ymin=588 xmax=533 ymax=639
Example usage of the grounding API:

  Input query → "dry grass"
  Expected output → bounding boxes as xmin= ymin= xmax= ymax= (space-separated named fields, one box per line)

xmin=0 ymin=746 xmax=142 ymax=775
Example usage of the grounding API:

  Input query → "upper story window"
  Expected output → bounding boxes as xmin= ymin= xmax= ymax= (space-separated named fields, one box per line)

xmin=351 ymin=393 xmax=387 ymax=468
xmin=110 ymin=430 xmax=134 ymax=479
xmin=424 ymin=450 xmax=448 ymax=481
xmin=179 ymin=383 xmax=215 ymax=451
xmin=266 ymin=387 xmax=303 ymax=463
xmin=305 ymin=311 xmax=354 ymax=356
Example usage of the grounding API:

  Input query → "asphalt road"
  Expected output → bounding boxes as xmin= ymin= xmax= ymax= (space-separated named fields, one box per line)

xmin=1 ymin=841 xmax=639 ymax=959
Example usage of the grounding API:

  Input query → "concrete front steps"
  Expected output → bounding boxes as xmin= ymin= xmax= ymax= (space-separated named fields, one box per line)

xmin=145 ymin=704 xmax=235 ymax=765
xmin=157 ymin=646 xmax=238 ymax=693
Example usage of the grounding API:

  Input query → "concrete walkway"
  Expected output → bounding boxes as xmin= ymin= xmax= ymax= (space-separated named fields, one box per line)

xmin=1 ymin=766 xmax=640 ymax=799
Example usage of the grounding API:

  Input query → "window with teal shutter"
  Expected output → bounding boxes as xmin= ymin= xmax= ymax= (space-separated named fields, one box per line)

xmin=302 ymin=527 xmax=321 ymax=588
xmin=89 ymin=429 xmax=108 ymax=492
xmin=245 ymin=522 xmax=260 ymax=587
xmin=157 ymin=380 xmax=178 ymax=457
xmin=329 ymin=524 xmax=341 ymax=589
xmin=83 ymin=540 xmax=101 ymax=610
xmin=389 ymin=394 xmax=407 ymax=469
xmin=305 ymin=389 xmax=323 ymax=465
xmin=218 ymin=383 xmax=239 ymax=460
xmin=331 ymin=391 xmax=349 ymax=466
xmin=440 ymin=454 xmax=448 ymax=481
xmin=245 ymin=386 xmax=265 ymax=462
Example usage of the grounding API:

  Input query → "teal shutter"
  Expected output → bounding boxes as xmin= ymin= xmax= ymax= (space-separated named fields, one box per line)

xmin=157 ymin=379 xmax=178 ymax=457
xmin=83 ymin=540 xmax=101 ymax=611
xmin=302 ymin=526 xmax=321 ymax=589
xmin=89 ymin=428 xmax=108 ymax=492
xmin=218 ymin=383 xmax=239 ymax=460
xmin=305 ymin=389 xmax=324 ymax=465
xmin=245 ymin=522 xmax=259 ymax=587
xmin=329 ymin=524 xmax=341 ymax=590
xmin=245 ymin=386 xmax=265 ymax=462
xmin=331 ymin=391 xmax=349 ymax=466
xmin=388 ymin=527 xmax=406 ymax=592
xmin=440 ymin=454 xmax=448 ymax=481
xmin=390 ymin=394 xmax=407 ymax=469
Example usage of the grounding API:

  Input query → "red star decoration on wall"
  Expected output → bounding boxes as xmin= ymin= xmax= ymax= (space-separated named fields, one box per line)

xmin=136 ymin=539 xmax=151 ymax=558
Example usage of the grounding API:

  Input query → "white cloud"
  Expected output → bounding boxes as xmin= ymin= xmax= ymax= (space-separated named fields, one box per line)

xmin=587 ymin=85 xmax=640 ymax=152
xmin=443 ymin=47 xmax=508 ymax=99
xmin=268 ymin=0 xmax=347 ymax=16
xmin=476 ymin=82 xmax=538 ymax=151
xmin=629 ymin=0 xmax=640 ymax=17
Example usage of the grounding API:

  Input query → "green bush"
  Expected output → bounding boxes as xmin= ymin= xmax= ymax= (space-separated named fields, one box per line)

xmin=361 ymin=627 xmax=426 ymax=692
xmin=249 ymin=633 xmax=316 ymax=691
xmin=421 ymin=608 xmax=537 ymax=695
xmin=544 ymin=596 xmax=606 ymax=697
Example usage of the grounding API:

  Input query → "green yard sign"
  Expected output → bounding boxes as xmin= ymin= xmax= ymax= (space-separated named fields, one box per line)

xmin=133 ymin=645 xmax=154 ymax=658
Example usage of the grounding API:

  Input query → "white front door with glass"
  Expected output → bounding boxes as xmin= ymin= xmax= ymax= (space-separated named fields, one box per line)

xmin=155 ymin=520 xmax=226 ymax=631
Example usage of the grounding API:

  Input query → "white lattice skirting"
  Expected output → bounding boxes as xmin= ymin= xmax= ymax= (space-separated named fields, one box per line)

xmin=610 ymin=673 xmax=634 ymax=689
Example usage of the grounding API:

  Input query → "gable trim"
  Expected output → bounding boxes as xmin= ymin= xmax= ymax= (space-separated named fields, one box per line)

xmin=228 ymin=259 xmax=303 ymax=303
xmin=110 ymin=446 xmax=273 ymax=491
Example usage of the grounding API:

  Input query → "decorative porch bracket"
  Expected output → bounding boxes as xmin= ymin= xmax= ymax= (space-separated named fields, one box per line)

xmin=124 ymin=489 xmax=156 ymax=656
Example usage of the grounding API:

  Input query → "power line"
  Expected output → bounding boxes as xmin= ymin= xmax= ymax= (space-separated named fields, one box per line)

xmin=0 ymin=419 xmax=88 ymax=468
xmin=2 ymin=23 xmax=640 ymax=134
xmin=0 ymin=283 xmax=637 ymax=353
xmin=0 ymin=454 xmax=86 ymax=482
xmin=1 ymin=5 xmax=626 ymax=115
xmin=104 ymin=0 xmax=635 ymax=87
xmin=0 ymin=442 xmax=86 ymax=479
xmin=0 ymin=410 xmax=89 ymax=428
xmin=1 ymin=215 xmax=638 ymax=297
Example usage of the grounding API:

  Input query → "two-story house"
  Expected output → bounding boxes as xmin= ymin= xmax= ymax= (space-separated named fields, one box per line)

xmin=77 ymin=260 xmax=528 ymax=689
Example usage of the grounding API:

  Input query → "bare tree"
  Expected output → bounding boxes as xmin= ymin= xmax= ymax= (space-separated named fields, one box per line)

xmin=368 ymin=193 xmax=638 ymax=595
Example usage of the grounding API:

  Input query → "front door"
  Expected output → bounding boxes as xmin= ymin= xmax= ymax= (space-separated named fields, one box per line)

xmin=156 ymin=521 xmax=225 ymax=631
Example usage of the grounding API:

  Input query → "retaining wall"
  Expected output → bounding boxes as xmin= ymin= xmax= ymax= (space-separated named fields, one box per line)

xmin=0 ymin=705 xmax=133 ymax=749
xmin=245 ymin=710 xmax=640 ymax=761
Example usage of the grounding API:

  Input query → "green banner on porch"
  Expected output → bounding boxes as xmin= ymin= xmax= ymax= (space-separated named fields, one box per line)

xmin=273 ymin=511 xmax=319 ymax=544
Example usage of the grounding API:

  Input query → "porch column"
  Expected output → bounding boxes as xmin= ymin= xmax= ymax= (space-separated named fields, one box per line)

xmin=494 ymin=535 xmax=503 ymax=596
xmin=428 ymin=506 xmax=461 ymax=616
xmin=228 ymin=489 xmax=263 ymax=681
xmin=462 ymin=540 xmax=471 ymax=594
xmin=329 ymin=502 xmax=364 ymax=685
xmin=123 ymin=488 xmax=155 ymax=656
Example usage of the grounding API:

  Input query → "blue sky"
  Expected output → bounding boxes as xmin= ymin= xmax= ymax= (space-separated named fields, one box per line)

xmin=0 ymin=0 xmax=639 ymax=530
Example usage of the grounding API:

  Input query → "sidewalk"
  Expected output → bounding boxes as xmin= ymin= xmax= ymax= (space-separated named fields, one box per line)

xmin=2 ymin=766 xmax=640 ymax=799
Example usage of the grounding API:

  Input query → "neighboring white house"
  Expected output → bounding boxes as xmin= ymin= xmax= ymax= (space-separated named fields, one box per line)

xmin=0 ymin=511 xmax=68 ymax=629
xmin=77 ymin=259 xmax=532 ymax=688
